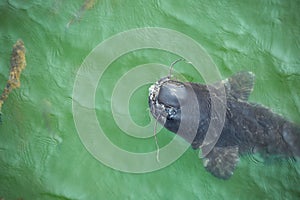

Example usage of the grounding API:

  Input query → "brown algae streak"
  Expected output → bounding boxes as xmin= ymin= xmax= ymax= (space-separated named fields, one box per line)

xmin=66 ymin=0 xmax=97 ymax=28
xmin=0 ymin=39 xmax=26 ymax=122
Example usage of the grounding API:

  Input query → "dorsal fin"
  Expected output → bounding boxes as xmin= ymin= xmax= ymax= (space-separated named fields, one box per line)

xmin=224 ymin=71 xmax=255 ymax=101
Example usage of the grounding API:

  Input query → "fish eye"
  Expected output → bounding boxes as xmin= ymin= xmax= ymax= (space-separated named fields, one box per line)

xmin=165 ymin=107 xmax=177 ymax=120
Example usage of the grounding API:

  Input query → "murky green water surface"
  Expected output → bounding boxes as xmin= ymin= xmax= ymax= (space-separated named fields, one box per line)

xmin=0 ymin=0 xmax=300 ymax=199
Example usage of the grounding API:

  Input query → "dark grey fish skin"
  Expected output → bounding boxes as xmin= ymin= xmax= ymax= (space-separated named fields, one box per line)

xmin=148 ymin=71 xmax=300 ymax=179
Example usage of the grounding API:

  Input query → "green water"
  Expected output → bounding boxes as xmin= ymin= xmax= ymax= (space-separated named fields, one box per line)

xmin=0 ymin=0 xmax=300 ymax=199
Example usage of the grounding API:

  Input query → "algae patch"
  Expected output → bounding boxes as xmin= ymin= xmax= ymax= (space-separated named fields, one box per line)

xmin=0 ymin=39 xmax=26 ymax=122
xmin=66 ymin=0 xmax=98 ymax=28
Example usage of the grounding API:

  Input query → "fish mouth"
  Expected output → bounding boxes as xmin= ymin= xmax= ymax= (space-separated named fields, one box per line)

xmin=148 ymin=77 xmax=171 ymax=124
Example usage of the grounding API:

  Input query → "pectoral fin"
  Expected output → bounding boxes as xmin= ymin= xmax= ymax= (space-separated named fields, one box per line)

xmin=224 ymin=71 xmax=255 ymax=101
xmin=201 ymin=146 xmax=239 ymax=179
xmin=282 ymin=123 xmax=300 ymax=157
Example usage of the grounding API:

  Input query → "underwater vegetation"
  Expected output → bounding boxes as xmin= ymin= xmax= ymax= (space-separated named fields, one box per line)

xmin=66 ymin=0 xmax=98 ymax=28
xmin=0 ymin=39 xmax=26 ymax=123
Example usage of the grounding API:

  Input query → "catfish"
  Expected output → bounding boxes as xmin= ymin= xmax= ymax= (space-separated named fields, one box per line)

xmin=148 ymin=60 xmax=300 ymax=179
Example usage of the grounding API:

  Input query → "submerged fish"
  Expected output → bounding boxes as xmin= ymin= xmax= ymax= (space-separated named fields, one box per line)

xmin=148 ymin=61 xmax=300 ymax=179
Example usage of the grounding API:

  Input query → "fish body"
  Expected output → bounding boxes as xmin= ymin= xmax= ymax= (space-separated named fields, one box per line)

xmin=148 ymin=71 xmax=300 ymax=179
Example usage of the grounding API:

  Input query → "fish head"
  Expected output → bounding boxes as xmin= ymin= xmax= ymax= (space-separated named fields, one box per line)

xmin=148 ymin=76 xmax=189 ymax=129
